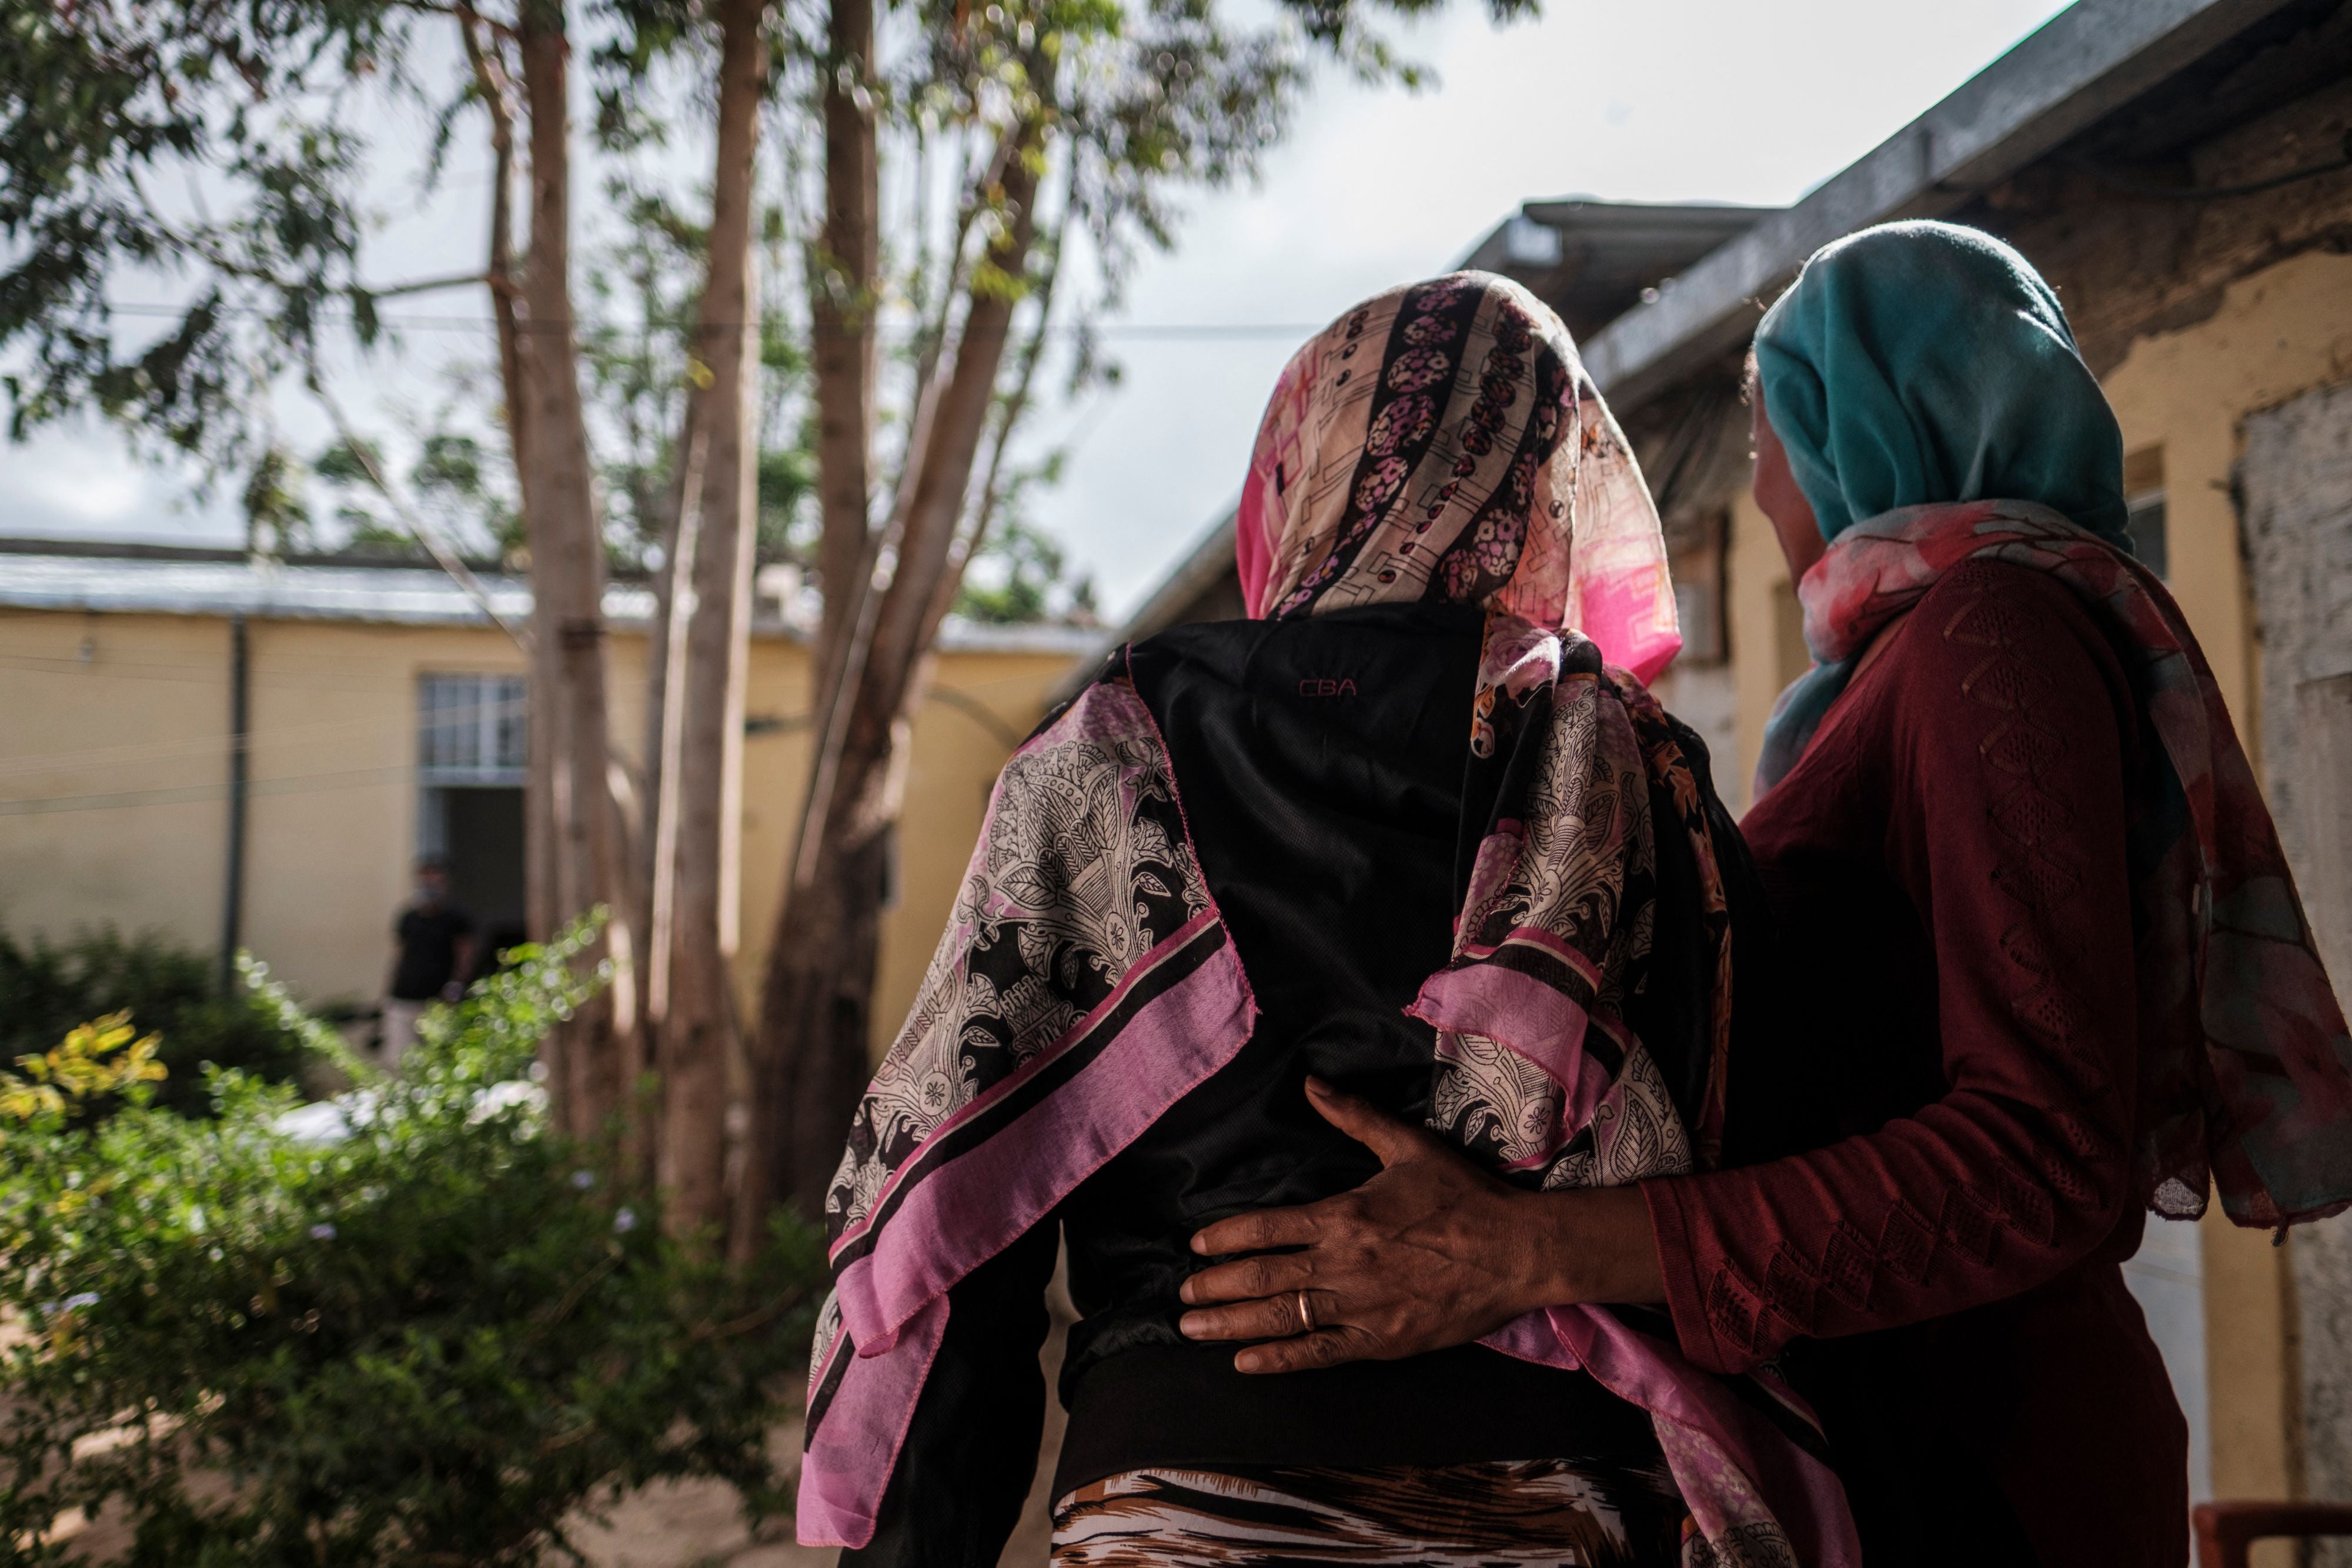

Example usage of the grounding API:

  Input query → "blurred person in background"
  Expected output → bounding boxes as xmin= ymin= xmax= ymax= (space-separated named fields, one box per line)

xmin=382 ymin=857 xmax=474 ymax=1067
xmin=799 ymin=272 xmax=1860 ymax=1568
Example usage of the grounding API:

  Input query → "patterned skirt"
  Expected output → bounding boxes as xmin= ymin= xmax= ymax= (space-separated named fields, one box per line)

xmin=1050 ymin=1459 xmax=1690 ymax=1567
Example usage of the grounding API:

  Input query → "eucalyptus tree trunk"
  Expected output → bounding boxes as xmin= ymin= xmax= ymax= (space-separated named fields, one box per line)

xmin=640 ymin=422 xmax=703 ymax=1186
xmin=517 ymin=0 xmax=638 ymax=1141
xmin=745 ymin=41 xmax=1055 ymax=1233
xmin=728 ymin=0 xmax=876 ymax=1243
xmin=650 ymin=0 xmax=766 ymax=1241
xmin=463 ymin=18 xmax=529 ymax=523
xmin=462 ymin=8 xmax=557 ymax=1008
xmin=806 ymin=0 xmax=879 ymax=723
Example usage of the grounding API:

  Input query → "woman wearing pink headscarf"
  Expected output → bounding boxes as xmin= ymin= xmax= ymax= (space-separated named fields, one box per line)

xmin=798 ymin=273 xmax=1856 ymax=1568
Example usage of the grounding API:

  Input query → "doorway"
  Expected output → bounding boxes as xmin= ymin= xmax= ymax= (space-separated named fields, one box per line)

xmin=417 ymin=673 xmax=529 ymax=975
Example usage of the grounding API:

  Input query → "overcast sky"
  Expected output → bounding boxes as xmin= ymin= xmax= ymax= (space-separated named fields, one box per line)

xmin=2 ymin=0 xmax=2073 ymax=617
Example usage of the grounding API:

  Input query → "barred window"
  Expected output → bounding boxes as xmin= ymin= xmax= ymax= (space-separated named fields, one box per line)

xmin=418 ymin=673 xmax=527 ymax=786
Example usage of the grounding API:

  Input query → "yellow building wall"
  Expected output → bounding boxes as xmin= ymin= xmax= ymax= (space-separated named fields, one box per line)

xmin=0 ymin=605 xmax=1075 ymax=1057
xmin=1725 ymin=490 xmax=1795 ymax=815
xmin=1719 ymin=247 xmax=2352 ymax=1522
xmin=2100 ymin=248 xmax=2352 ymax=1521
xmin=1723 ymin=249 xmax=2352 ymax=803
xmin=726 ymin=642 xmax=1069 ymax=1058
xmin=2101 ymin=249 xmax=2352 ymax=745
xmin=0 ymin=610 xmax=483 ymax=1005
xmin=0 ymin=611 xmax=247 ymax=968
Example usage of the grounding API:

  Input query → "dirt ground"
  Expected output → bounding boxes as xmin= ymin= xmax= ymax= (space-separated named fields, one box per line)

xmin=563 ymin=1453 xmax=834 ymax=1568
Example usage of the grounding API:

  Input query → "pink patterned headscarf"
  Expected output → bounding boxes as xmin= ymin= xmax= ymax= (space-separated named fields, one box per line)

xmin=1236 ymin=272 xmax=1681 ymax=685
xmin=801 ymin=273 xmax=1856 ymax=1564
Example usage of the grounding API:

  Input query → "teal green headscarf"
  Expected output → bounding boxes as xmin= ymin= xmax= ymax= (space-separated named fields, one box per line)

xmin=1753 ymin=220 xmax=2129 ymax=546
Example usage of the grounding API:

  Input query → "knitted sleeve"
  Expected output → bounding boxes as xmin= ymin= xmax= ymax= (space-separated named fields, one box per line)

xmin=1643 ymin=561 xmax=2141 ymax=1374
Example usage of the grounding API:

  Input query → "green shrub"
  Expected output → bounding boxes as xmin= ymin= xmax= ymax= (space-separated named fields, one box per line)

xmin=0 ymin=926 xmax=310 ymax=1116
xmin=0 ymin=919 xmax=828 ymax=1567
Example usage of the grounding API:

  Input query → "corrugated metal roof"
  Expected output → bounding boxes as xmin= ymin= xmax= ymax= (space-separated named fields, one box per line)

xmin=0 ymin=552 xmax=550 ymax=626
xmin=0 ymin=552 xmax=1101 ymax=656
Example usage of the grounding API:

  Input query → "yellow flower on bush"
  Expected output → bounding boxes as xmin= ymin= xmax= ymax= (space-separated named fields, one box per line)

xmin=0 ymin=1012 xmax=166 ymax=1122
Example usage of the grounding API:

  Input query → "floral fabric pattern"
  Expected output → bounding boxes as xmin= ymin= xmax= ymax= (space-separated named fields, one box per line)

xmin=1236 ymin=272 xmax=1682 ymax=696
xmin=800 ymin=678 xmax=1259 ymax=1550
xmin=824 ymin=700 xmax=1211 ymax=1241
xmin=1418 ymin=627 xmax=1732 ymax=1182
xmin=1403 ymin=626 xmax=1830 ymax=1568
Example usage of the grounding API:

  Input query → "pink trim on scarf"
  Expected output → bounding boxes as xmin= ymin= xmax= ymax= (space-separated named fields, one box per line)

xmin=1482 ymin=1308 xmax=1862 ymax=1568
xmin=799 ymin=938 xmax=1256 ymax=1546
xmin=829 ymin=904 xmax=1228 ymax=1269
xmin=832 ymin=915 xmax=1255 ymax=1350
xmin=1454 ymin=922 xmax=1607 ymax=982
xmin=1576 ymin=563 xmax=1683 ymax=685
xmin=1411 ymin=962 xmax=1608 ymax=1124
xmin=1234 ymin=482 xmax=1274 ymax=619
xmin=796 ymin=1295 xmax=950 ymax=1548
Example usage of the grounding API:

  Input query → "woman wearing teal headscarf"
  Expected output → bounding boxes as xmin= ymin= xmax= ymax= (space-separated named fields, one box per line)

xmin=1748 ymin=220 xmax=2132 ymax=785
xmin=1753 ymin=219 xmax=2129 ymax=544
xmin=1695 ymin=220 xmax=2352 ymax=1566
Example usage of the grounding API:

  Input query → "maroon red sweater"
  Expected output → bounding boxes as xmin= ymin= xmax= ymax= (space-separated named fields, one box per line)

xmin=1644 ymin=560 xmax=2189 ymax=1567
